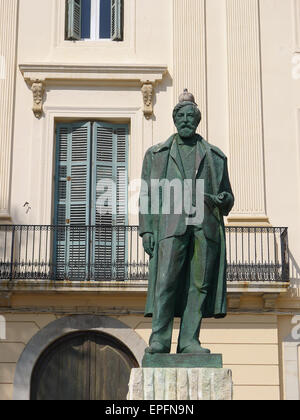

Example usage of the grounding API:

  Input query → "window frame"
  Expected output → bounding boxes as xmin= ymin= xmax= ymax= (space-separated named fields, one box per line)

xmin=66 ymin=0 xmax=123 ymax=42
xmin=82 ymin=0 xmax=111 ymax=42
xmin=53 ymin=120 xmax=129 ymax=281
xmin=89 ymin=0 xmax=101 ymax=41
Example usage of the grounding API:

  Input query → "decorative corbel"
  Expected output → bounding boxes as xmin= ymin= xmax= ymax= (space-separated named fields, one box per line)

xmin=0 ymin=292 xmax=12 ymax=308
xmin=141 ymin=81 xmax=154 ymax=119
xmin=262 ymin=293 xmax=279 ymax=310
xmin=31 ymin=79 xmax=45 ymax=119
xmin=227 ymin=293 xmax=242 ymax=310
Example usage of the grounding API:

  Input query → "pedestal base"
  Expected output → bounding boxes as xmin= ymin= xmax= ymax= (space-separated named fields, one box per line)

xmin=142 ymin=353 xmax=223 ymax=369
xmin=128 ymin=368 xmax=233 ymax=400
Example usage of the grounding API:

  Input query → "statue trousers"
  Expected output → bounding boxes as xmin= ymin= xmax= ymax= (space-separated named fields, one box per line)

xmin=150 ymin=226 xmax=218 ymax=352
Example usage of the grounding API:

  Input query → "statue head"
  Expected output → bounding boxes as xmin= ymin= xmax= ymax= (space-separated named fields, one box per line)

xmin=173 ymin=89 xmax=202 ymax=139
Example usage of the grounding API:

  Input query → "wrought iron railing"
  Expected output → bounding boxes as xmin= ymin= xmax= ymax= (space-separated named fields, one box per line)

xmin=0 ymin=225 xmax=289 ymax=283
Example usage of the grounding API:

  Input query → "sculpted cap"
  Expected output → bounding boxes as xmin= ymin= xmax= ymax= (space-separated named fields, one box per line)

xmin=178 ymin=89 xmax=197 ymax=105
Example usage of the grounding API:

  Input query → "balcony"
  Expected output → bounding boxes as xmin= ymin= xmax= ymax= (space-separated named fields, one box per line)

xmin=0 ymin=226 xmax=289 ymax=289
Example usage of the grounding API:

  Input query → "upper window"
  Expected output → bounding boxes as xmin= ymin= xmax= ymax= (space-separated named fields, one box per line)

xmin=66 ymin=0 xmax=123 ymax=41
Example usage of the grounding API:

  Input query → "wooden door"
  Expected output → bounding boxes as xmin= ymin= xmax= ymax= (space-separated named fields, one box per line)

xmin=30 ymin=332 xmax=138 ymax=400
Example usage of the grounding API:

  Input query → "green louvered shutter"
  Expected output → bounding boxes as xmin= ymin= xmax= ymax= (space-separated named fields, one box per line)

xmin=54 ymin=122 xmax=91 ymax=280
xmin=91 ymin=122 xmax=128 ymax=280
xmin=66 ymin=0 xmax=82 ymax=40
xmin=111 ymin=0 xmax=123 ymax=41
xmin=115 ymin=126 xmax=128 ymax=279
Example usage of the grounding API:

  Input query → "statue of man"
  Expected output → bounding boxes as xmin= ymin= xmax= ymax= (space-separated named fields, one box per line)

xmin=139 ymin=90 xmax=234 ymax=355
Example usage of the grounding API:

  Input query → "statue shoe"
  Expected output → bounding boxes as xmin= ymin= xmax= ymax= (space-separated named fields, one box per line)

xmin=145 ymin=342 xmax=170 ymax=354
xmin=177 ymin=343 xmax=211 ymax=354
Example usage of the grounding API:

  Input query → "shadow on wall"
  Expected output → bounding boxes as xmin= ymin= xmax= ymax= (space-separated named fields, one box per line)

xmin=289 ymin=250 xmax=300 ymax=298
xmin=150 ymin=71 xmax=173 ymax=123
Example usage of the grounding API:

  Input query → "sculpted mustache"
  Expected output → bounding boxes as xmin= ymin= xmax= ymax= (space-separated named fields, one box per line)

xmin=179 ymin=123 xmax=195 ymax=129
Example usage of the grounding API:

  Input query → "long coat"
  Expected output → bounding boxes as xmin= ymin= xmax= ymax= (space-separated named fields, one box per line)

xmin=139 ymin=134 xmax=234 ymax=319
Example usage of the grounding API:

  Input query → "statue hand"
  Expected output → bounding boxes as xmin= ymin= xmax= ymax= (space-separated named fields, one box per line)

xmin=143 ymin=233 xmax=155 ymax=258
xmin=211 ymin=192 xmax=231 ymax=208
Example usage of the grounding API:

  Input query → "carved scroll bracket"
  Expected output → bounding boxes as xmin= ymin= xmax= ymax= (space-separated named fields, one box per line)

xmin=141 ymin=81 xmax=154 ymax=120
xmin=30 ymin=79 xmax=45 ymax=119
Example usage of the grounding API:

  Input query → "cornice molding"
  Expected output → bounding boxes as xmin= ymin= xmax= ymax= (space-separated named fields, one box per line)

xmin=0 ymin=280 xmax=290 ymax=295
xmin=19 ymin=63 xmax=168 ymax=84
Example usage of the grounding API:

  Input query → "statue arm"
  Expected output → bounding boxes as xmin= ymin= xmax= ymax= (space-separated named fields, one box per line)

xmin=217 ymin=158 xmax=235 ymax=216
xmin=139 ymin=149 xmax=154 ymax=237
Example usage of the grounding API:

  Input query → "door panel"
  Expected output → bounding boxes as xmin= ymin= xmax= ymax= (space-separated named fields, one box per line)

xmin=90 ymin=344 xmax=133 ymax=400
xmin=30 ymin=332 xmax=137 ymax=401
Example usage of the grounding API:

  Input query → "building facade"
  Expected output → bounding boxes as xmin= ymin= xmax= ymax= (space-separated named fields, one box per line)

xmin=0 ymin=0 xmax=299 ymax=400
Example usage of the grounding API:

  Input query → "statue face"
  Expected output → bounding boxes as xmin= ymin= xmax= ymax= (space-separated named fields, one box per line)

xmin=174 ymin=105 xmax=199 ymax=139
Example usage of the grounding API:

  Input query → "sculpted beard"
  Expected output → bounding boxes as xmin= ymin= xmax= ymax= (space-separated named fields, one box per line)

xmin=177 ymin=121 xmax=198 ymax=138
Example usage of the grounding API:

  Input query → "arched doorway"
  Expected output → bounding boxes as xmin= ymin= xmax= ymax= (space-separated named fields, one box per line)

xmin=30 ymin=331 xmax=138 ymax=401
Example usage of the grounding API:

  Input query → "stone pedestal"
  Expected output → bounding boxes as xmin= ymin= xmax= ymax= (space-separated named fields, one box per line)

xmin=128 ymin=368 xmax=233 ymax=400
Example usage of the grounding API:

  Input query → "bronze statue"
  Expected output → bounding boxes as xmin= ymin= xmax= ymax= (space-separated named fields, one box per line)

xmin=139 ymin=90 xmax=234 ymax=355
